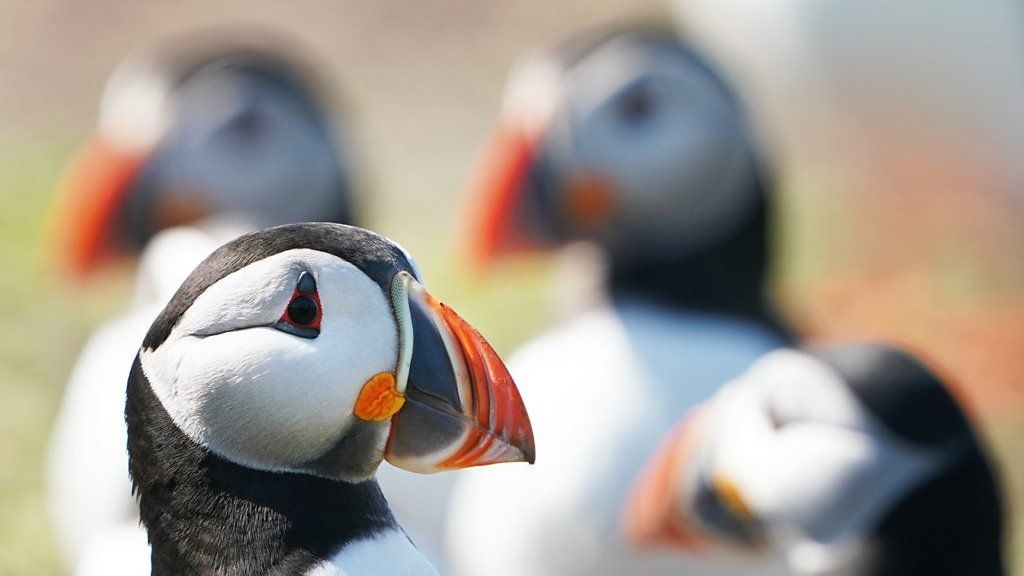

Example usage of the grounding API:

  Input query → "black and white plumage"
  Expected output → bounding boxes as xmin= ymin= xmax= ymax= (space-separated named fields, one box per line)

xmin=126 ymin=223 xmax=534 ymax=575
xmin=46 ymin=34 xmax=361 ymax=574
xmin=48 ymin=30 xmax=357 ymax=277
xmin=627 ymin=343 xmax=1005 ymax=576
xmin=433 ymin=26 xmax=795 ymax=576
xmin=464 ymin=24 xmax=786 ymax=324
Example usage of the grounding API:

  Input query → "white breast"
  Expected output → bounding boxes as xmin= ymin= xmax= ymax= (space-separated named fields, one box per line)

xmin=46 ymin=224 xmax=245 ymax=572
xmin=304 ymin=530 xmax=439 ymax=576
xmin=446 ymin=300 xmax=792 ymax=576
xmin=46 ymin=308 xmax=156 ymax=569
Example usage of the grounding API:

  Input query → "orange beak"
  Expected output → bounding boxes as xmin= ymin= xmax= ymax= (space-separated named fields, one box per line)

xmin=47 ymin=136 xmax=149 ymax=278
xmin=385 ymin=273 xmax=535 ymax=472
xmin=462 ymin=123 xmax=546 ymax=272
xmin=462 ymin=120 xmax=620 ymax=273
xmin=624 ymin=406 xmax=716 ymax=550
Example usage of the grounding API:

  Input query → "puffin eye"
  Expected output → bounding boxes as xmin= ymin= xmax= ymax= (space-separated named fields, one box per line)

xmin=275 ymin=271 xmax=322 ymax=339
xmin=618 ymin=81 xmax=658 ymax=124
xmin=223 ymin=107 xmax=267 ymax=143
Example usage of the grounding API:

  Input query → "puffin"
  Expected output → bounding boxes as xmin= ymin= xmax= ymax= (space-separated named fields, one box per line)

xmin=124 ymin=222 xmax=535 ymax=575
xmin=47 ymin=31 xmax=356 ymax=278
xmin=46 ymin=33 xmax=358 ymax=574
xmin=626 ymin=343 xmax=1005 ymax=576
xmin=436 ymin=25 xmax=795 ymax=576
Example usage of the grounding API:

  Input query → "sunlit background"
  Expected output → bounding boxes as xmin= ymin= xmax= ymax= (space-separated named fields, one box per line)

xmin=0 ymin=1 xmax=1022 ymax=574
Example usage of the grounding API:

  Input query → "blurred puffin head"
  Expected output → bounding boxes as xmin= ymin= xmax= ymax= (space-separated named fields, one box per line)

xmin=465 ymin=25 xmax=771 ymax=295
xmin=626 ymin=343 xmax=1005 ymax=576
xmin=129 ymin=223 xmax=534 ymax=484
xmin=50 ymin=30 xmax=357 ymax=278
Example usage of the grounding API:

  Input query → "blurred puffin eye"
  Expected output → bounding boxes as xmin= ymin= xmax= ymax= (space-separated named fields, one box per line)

xmin=275 ymin=271 xmax=322 ymax=338
xmin=221 ymin=106 xmax=268 ymax=143
xmin=618 ymin=82 xmax=658 ymax=124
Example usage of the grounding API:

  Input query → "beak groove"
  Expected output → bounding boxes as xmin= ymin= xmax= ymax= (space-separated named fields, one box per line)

xmin=435 ymin=301 xmax=536 ymax=467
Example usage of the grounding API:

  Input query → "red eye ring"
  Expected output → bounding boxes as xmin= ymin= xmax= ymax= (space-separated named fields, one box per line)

xmin=284 ymin=293 xmax=321 ymax=327
xmin=275 ymin=271 xmax=322 ymax=338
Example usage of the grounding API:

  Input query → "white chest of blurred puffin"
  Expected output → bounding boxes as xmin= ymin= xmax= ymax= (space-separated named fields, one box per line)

xmin=125 ymin=223 xmax=534 ymax=575
xmin=45 ymin=32 xmax=360 ymax=575
xmin=388 ymin=25 xmax=794 ymax=576
xmin=628 ymin=343 xmax=1006 ymax=576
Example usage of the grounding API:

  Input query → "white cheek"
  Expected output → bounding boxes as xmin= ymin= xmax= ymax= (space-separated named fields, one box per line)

xmin=175 ymin=259 xmax=296 ymax=338
xmin=141 ymin=250 xmax=399 ymax=472
xmin=174 ymin=329 xmax=359 ymax=468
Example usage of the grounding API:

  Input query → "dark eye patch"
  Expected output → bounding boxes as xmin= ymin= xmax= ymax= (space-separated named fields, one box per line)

xmin=618 ymin=80 xmax=658 ymax=124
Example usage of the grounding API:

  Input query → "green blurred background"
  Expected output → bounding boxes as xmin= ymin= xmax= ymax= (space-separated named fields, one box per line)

xmin=0 ymin=1 xmax=1022 ymax=574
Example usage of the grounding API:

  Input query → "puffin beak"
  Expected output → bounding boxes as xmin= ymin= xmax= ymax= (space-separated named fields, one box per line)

xmin=462 ymin=120 xmax=619 ymax=272
xmin=383 ymin=272 xmax=535 ymax=472
xmin=462 ymin=122 xmax=547 ymax=272
xmin=625 ymin=406 xmax=717 ymax=550
xmin=626 ymin=402 xmax=766 ymax=552
xmin=47 ymin=135 xmax=149 ymax=278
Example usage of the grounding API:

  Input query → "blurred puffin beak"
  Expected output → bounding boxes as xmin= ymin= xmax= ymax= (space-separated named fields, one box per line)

xmin=462 ymin=119 xmax=619 ymax=272
xmin=625 ymin=406 xmax=717 ymax=550
xmin=462 ymin=121 xmax=547 ymax=272
xmin=382 ymin=272 xmax=535 ymax=472
xmin=47 ymin=135 xmax=149 ymax=278
xmin=625 ymin=404 xmax=765 ymax=551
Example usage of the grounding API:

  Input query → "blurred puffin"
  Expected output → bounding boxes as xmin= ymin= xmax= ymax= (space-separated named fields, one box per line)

xmin=438 ymin=25 xmax=795 ymax=576
xmin=125 ymin=223 xmax=535 ymax=575
xmin=46 ymin=32 xmax=359 ymax=574
xmin=48 ymin=31 xmax=356 ymax=278
xmin=626 ymin=343 xmax=1005 ymax=576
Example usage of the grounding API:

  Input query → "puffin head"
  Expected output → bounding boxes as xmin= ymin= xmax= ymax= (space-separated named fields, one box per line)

xmin=465 ymin=25 xmax=766 ymax=274
xmin=50 ymin=31 xmax=356 ymax=278
xmin=625 ymin=343 xmax=1004 ymax=576
xmin=129 ymin=223 xmax=534 ymax=483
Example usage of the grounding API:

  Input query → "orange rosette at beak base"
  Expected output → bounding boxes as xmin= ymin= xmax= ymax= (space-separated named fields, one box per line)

xmin=354 ymin=373 xmax=406 ymax=422
xmin=47 ymin=136 xmax=149 ymax=278
xmin=563 ymin=174 xmax=617 ymax=232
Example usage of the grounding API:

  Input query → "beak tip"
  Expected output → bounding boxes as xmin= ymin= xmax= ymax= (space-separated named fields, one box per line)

xmin=522 ymin=443 xmax=536 ymax=465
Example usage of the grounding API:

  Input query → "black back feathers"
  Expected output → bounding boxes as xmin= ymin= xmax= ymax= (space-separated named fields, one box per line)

xmin=810 ymin=343 xmax=1005 ymax=576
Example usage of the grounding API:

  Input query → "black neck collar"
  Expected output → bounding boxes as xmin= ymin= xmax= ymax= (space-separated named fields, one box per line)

xmin=607 ymin=188 xmax=795 ymax=343
xmin=126 ymin=358 xmax=397 ymax=575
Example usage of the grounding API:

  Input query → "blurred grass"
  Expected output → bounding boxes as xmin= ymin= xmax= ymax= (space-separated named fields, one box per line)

xmin=0 ymin=138 xmax=118 ymax=576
